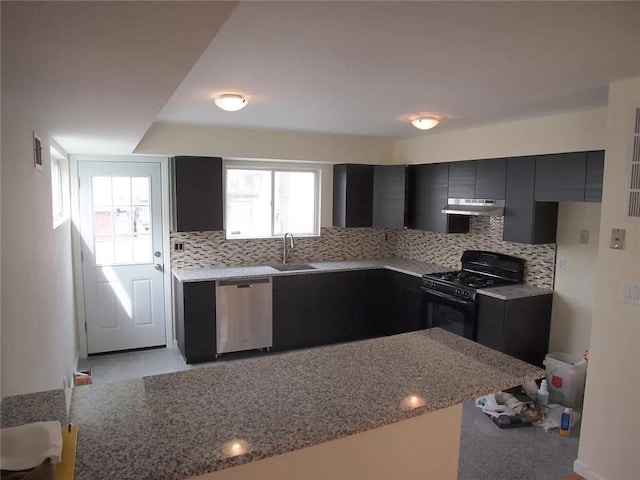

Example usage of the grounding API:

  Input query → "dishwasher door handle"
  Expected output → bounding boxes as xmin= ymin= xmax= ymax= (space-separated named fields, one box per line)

xmin=237 ymin=284 xmax=253 ymax=289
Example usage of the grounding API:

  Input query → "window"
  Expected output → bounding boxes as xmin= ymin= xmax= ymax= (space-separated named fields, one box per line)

xmin=50 ymin=146 xmax=70 ymax=228
xmin=225 ymin=167 xmax=319 ymax=239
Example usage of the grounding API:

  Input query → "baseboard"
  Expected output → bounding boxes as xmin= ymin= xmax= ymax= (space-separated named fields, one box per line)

xmin=574 ymin=459 xmax=609 ymax=480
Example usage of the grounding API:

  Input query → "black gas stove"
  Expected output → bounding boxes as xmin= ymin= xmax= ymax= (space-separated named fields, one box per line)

xmin=421 ymin=251 xmax=525 ymax=339
xmin=422 ymin=250 xmax=525 ymax=300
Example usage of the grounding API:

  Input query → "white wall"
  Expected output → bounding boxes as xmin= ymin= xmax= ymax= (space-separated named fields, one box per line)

xmin=575 ymin=77 xmax=640 ymax=480
xmin=1 ymin=97 xmax=77 ymax=397
xmin=393 ymin=107 xmax=606 ymax=164
xmin=549 ymin=202 xmax=601 ymax=357
xmin=135 ymin=122 xmax=395 ymax=165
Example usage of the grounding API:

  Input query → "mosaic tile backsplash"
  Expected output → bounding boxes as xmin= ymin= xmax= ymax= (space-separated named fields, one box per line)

xmin=171 ymin=217 xmax=556 ymax=288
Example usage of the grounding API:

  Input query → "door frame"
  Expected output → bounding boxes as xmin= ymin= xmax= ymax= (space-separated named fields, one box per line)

xmin=70 ymin=154 xmax=173 ymax=359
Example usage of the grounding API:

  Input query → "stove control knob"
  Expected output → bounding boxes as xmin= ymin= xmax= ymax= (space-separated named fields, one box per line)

xmin=456 ymin=289 xmax=461 ymax=294
xmin=463 ymin=291 xmax=469 ymax=296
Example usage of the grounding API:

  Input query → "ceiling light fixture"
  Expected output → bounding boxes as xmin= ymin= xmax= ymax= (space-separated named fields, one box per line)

xmin=410 ymin=116 xmax=440 ymax=130
xmin=214 ymin=94 xmax=248 ymax=112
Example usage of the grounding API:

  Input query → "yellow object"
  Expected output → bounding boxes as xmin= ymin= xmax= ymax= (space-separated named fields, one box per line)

xmin=55 ymin=424 xmax=78 ymax=480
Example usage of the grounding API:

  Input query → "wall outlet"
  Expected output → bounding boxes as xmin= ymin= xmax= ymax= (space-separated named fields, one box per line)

xmin=610 ymin=228 xmax=626 ymax=250
xmin=579 ymin=230 xmax=589 ymax=244
xmin=173 ymin=242 xmax=185 ymax=252
xmin=557 ymin=258 xmax=566 ymax=271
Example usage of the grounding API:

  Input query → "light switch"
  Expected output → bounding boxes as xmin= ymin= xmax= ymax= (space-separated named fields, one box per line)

xmin=579 ymin=230 xmax=589 ymax=244
xmin=621 ymin=282 xmax=640 ymax=305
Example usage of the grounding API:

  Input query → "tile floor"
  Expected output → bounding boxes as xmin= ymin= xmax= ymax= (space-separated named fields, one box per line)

xmin=84 ymin=347 xmax=580 ymax=479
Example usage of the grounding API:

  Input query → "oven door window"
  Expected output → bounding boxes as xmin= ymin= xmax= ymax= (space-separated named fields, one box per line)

xmin=423 ymin=291 xmax=476 ymax=339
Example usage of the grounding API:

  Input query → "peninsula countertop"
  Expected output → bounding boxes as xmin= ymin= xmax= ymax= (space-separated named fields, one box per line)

xmin=1 ymin=329 xmax=544 ymax=480
xmin=172 ymin=257 xmax=553 ymax=300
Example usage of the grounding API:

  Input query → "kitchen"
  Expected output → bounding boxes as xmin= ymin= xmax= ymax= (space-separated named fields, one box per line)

xmin=1 ymin=2 xmax=639 ymax=480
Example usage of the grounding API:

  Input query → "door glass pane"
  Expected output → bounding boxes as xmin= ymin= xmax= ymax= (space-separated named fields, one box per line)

xmin=93 ymin=208 xmax=113 ymax=235
xmin=133 ymin=206 xmax=150 ymax=234
xmin=91 ymin=175 xmax=153 ymax=265
xmin=114 ymin=236 xmax=133 ymax=264
xmin=274 ymin=171 xmax=316 ymax=235
xmin=112 ymin=177 xmax=131 ymax=206
xmin=131 ymin=177 xmax=150 ymax=205
xmin=92 ymin=177 xmax=112 ymax=205
xmin=94 ymin=236 xmax=114 ymax=265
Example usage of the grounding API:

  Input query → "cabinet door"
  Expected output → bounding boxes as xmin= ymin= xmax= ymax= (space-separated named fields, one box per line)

xmin=504 ymin=156 xmax=557 ymax=244
xmin=181 ymin=281 xmax=217 ymax=363
xmin=321 ymin=271 xmax=365 ymax=344
xmin=475 ymin=158 xmax=507 ymax=199
xmin=503 ymin=295 xmax=552 ymax=367
xmin=448 ymin=161 xmax=476 ymax=198
xmin=362 ymin=269 xmax=389 ymax=338
xmin=535 ymin=152 xmax=587 ymax=201
xmin=476 ymin=294 xmax=505 ymax=351
xmin=171 ymin=156 xmax=223 ymax=232
xmin=585 ymin=151 xmax=605 ymax=202
xmin=373 ymin=165 xmax=407 ymax=228
xmin=272 ymin=276 xmax=306 ymax=352
xmin=408 ymin=163 xmax=467 ymax=233
xmin=333 ymin=164 xmax=373 ymax=227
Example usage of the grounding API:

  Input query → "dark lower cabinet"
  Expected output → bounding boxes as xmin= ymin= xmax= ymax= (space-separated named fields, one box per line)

xmin=476 ymin=293 xmax=553 ymax=367
xmin=174 ymin=278 xmax=217 ymax=363
xmin=273 ymin=269 xmax=423 ymax=352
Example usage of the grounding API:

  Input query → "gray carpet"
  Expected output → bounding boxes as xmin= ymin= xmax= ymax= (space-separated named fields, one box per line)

xmin=84 ymin=347 xmax=580 ymax=479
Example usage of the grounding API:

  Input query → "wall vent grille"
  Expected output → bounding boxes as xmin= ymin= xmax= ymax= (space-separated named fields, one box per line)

xmin=627 ymin=106 xmax=640 ymax=219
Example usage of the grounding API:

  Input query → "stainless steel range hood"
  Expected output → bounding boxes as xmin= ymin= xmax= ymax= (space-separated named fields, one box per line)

xmin=441 ymin=198 xmax=505 ymax=216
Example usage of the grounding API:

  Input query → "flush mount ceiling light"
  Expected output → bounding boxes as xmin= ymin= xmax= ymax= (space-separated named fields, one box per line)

xmin=410 ymin=116 xmax=440 ymax=130
xmin=214 ymin=94 xmax=248 ymax=112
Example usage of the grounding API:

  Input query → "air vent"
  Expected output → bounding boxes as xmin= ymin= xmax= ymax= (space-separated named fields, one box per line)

xmin=626 ymin=106 xmax=640 ymax=219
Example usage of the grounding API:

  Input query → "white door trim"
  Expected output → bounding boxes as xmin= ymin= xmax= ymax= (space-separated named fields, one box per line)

xmin=70 ymin=154 xmax=173 ymax=358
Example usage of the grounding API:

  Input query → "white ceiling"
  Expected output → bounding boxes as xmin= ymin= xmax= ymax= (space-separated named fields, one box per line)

xmin=158 ymin=1 xmax=640 ymax=138
xmin=1 ymin=1 xmax=238 ymax=154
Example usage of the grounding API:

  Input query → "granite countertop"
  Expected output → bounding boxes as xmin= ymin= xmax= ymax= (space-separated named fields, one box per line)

xmin=1 ymin=329 xmax=544 ymax=480
xmin=172 ymin=257 xmax=450 ymax=282
xmin=173 ymin=257 xmax=553 ymax=300
xmin=477 ymin=284 xmax=554 ymax=300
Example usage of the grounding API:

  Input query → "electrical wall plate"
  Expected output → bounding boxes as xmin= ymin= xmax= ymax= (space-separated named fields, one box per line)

xmin=610 ymin=228 xmax=626 ymax=249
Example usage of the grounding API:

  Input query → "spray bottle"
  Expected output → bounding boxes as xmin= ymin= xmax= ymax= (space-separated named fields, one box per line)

xmin=537 ymin=379 xmax=549 ymax=405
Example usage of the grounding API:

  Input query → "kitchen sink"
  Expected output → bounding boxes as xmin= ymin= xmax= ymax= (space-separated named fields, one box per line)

xmin=269 ymin=263 xmax=317 ymax=272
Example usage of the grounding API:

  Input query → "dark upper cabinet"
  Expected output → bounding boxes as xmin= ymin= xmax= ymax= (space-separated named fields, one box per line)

xmin=174 ymin=278 xmax=217 ymax=364
xmin=504 ymin=156 xmax=558 ymax=244
xmin=448 ymin=160 xmax=476 ymax=198
xmin=585 ymin=151 xmax=605 ymax=202
xmin=475 ymin=158 xmax=507 ymax=199
xmin=535 ymin=152 xmax=587 ymax=202
xmin=333 ymin=164 xmax=374 ymax=227
xmin=170 ymin=156 xmax=223 ymax=232
xmin=372 ymin=165 xmax=407 ymax=228
xmin=477 ymin=293 xmax=553 ymax=367
xmin=408 ymin=164 xmax=469 ymax=234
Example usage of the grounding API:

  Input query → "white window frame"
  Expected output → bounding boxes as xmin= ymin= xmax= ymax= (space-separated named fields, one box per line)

xmin=51 ymin=145 xmax=70 ymax=228
xmin=224 ymin=164 xmax=321 ymax=240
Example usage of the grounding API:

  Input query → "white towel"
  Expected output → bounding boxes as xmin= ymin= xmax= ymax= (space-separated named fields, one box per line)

xmin=1 ymin=421 xmax=62 ymax=471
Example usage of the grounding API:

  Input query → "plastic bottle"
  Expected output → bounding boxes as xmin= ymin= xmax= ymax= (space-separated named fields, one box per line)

xmin=560 ymin=407 xmax=572 ymax=436
xmin=537 ymin=379 xmax=549 ymax=405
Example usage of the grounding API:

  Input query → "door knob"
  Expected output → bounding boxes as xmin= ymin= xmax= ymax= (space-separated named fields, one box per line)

xmin=154 ymin=264 xmax=164 ymax=272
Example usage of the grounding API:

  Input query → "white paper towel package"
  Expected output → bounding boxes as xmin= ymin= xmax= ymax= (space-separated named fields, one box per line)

xmin=1 ymin=421 xmax=63 ymax=471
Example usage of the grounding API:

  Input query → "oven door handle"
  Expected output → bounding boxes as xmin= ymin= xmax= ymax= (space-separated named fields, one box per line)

xmin=422 ymin=288 xmax=475 ymax=309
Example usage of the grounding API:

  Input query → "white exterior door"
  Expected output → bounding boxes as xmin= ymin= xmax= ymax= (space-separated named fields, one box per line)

xmin=79 ymin=161 xmax=166 ymax=354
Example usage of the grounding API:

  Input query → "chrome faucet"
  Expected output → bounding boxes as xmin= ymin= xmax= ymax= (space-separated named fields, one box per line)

xmin=283 ymin=232 xmax=295 ymax=264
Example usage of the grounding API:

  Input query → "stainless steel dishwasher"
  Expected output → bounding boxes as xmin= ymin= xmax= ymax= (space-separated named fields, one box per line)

xmin=215 ymin=277 xmax=273 ymax=355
